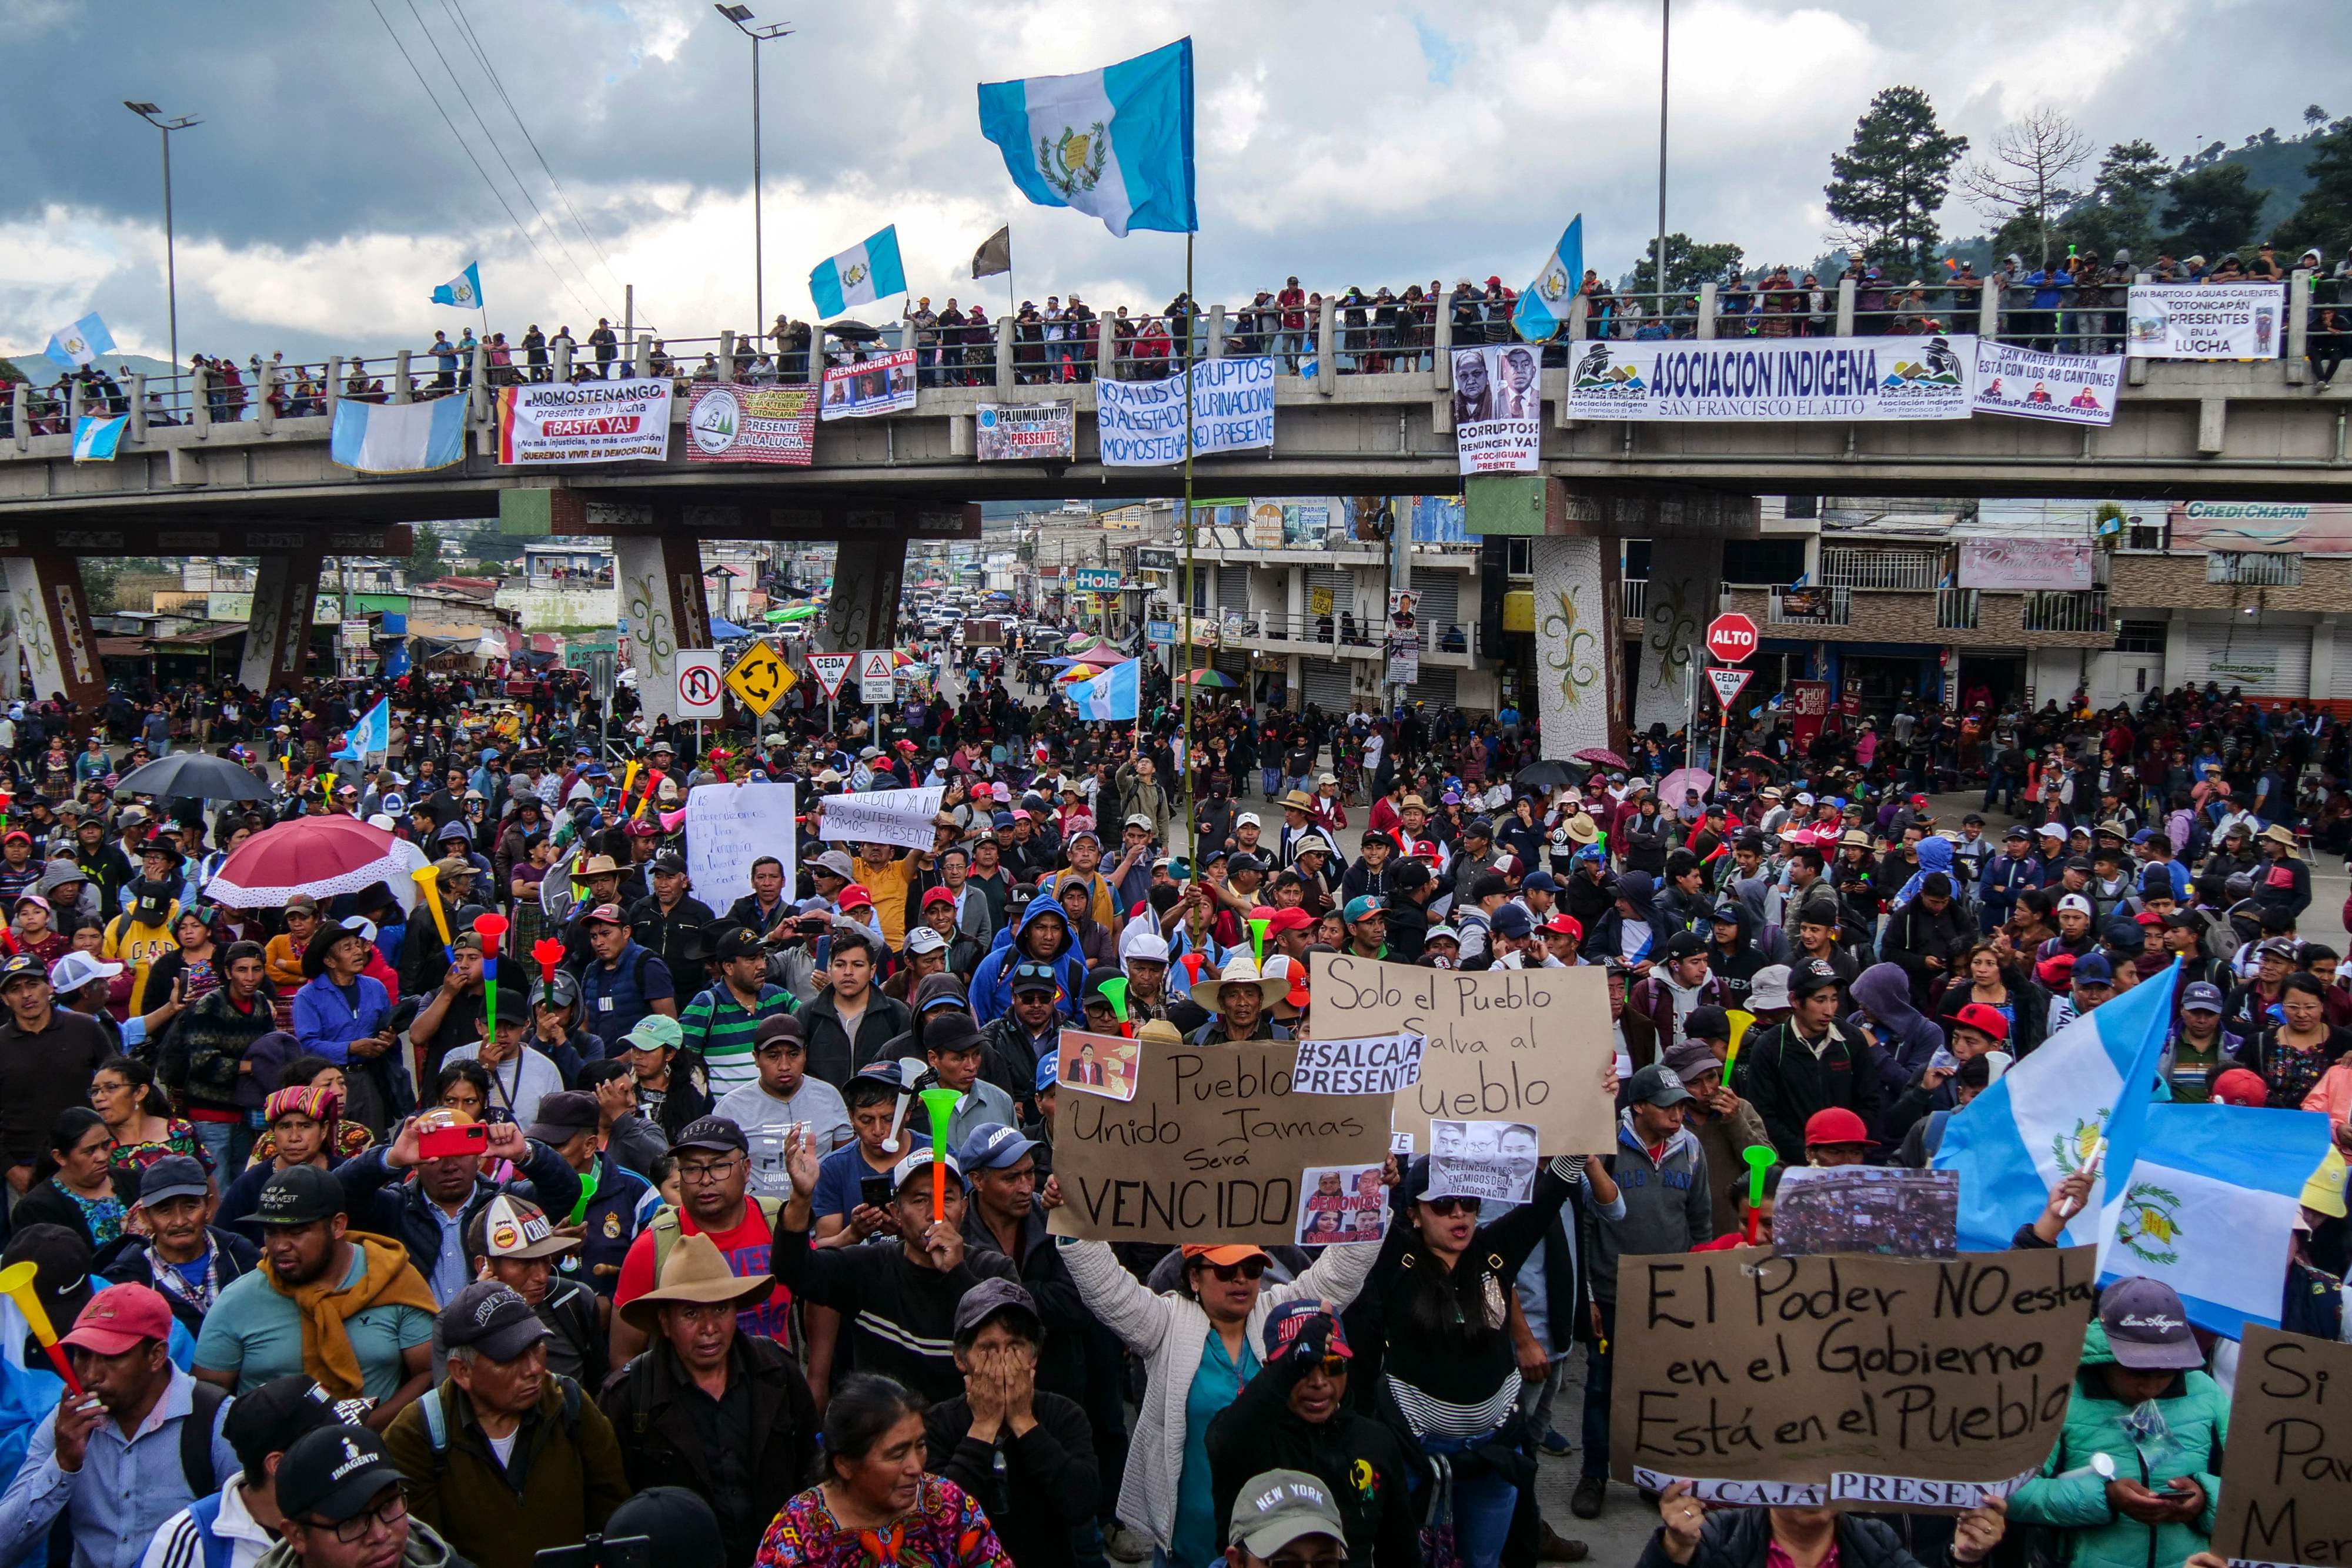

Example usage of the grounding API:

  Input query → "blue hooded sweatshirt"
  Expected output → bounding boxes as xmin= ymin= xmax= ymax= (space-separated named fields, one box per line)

xmin=966 ymin=897 xmax=1089 ymax=1027
xmin=1847 ymin=961 xmax=1946 ymax=1108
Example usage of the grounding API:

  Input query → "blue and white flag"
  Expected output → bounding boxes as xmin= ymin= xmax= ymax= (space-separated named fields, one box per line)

xmin=2097 ymin=1103 xmax=2334 ymax=1338
xmin=328 ymin=396 xmax=467 ymax=474
xmin=977 ymin=38 xmax=1197 ymax=239
xmin=335 ymin=697 xmax=390 ymax=761
xmin=44 ymin=313 xmax=115 ymax=371
xmin=71 ymin=414 xmax=128 ymax=463
xmin=430 ymin=262 xmax=483 ymax=310
xmin=1512 ymin=215 xmax=1583 ymax=343
xmin=1935 ymin=959 xmax=2176 ymax=1252
xmin=1067 ymin=659 xmax=1140 ymax=722
xmin=808 ymin=226 xmax=908 ymax=317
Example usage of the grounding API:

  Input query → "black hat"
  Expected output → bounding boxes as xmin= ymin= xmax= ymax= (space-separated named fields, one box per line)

xmin=604 ymin=1488 xmax=725 ymax=1568
xmin=526 ymin=1089 xmax=600 ymax=1144
xmin=669 ymin=1116 xmax=748 ymax=1156
xmin=275 ymin=1425 xmax=402 ymax=1526
xmin=953 ymin=1276 xmax=1042 ymax=1339
xmin=0 ymin=954 xmax=44 ymax=991
xmin=1662 ymin=930 xmax=1708 ymax=960
xmin=714 ymin=927 xmax=764 ymax=962
xmin=924 ymin=1012 xmax=986 ymax=1057
xmin=242 ymin=1165 xmax=345 ymax=1228
xmin=0 ymin=1225 xmax=93 ymax=1340
xmin=132 ymin=1154 xmax=210 ymax=1207
xmin=1789 ymin=958 xmax=1844 ymax=997
xmin=439 ymin=1281 xmax=553 ymax=1362
xmin=224 ymin=1376 xmax=374 ymax=1479
xmin=299 ymin=920 xmax=372 ymax=979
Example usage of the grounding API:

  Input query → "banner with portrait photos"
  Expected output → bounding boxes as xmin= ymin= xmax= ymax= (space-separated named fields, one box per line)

xmin=1452 ymin=345 xmax=1542 ymax=473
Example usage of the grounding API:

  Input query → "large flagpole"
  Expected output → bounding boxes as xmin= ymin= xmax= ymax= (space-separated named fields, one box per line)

xmin=1178 ymin=234 xmax=1198 ymax=863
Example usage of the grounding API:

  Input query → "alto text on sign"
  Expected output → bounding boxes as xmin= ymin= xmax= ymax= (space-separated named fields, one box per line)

xmin=1706 ymin=613 xmax=1758 ymax=664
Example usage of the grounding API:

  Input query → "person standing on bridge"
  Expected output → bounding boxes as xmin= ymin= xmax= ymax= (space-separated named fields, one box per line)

xmin=590 ymin=319 xmax=617 ymax=379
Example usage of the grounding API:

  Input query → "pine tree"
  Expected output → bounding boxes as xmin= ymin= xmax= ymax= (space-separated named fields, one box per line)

xmin=2275 ymin=117 xmax=2352 ymax=256
xmin=2060 ymin=140 xmax=2169 ymax=260
xmin=2161 ymin=163 xmax=2270 ymax=259
xmin=1824 ymin=86 xmax=1969 ymax=277
xmin=1628 ymin=234 xmax=1747 ymax=297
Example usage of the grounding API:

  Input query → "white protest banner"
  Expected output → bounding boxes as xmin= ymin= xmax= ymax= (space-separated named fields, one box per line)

xmin=1291 ymin=1033 xmax=1426 ymax=1095
xmin=2127 ymin=282 xmax=2283 ymax=359
xmin=1451 ymin=345 xmax=1542 ymax=473
xmin=684 ymin=781 xmax=797 ymax=907
xmin=1567 ymin=333 xmax=1975 ymax=422
xmin=686 ymin=383 xmax=817 ymax=464
xmin=1971 ymin=341 xmax=2120 ymax=426
xmin=977 ymin=400 xmax=1076 ymax=460
xmin=1097 ymin=356 xmax=1275 ymax=466
xmin=495 ymin=377 xmax=673 ymax=464
xmin=821 ymin=347 xmax=918 ymax=419
xmin=816 ymin=785 xmax=945 ymax=852
xmin=1308 ymin=955 xmax=1613 ymax=1155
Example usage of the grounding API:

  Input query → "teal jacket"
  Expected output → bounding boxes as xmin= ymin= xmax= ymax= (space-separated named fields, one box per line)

xmin=2008 ymin=1321 xmax=2227 ymax=1568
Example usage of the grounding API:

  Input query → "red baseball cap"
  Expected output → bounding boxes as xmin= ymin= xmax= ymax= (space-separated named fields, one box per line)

xmin=2211 ymin=1068 xmax=2270 ymax=1107
xmin=1541 ymin=912 xmax=1584 ymax=939
xmin=61 ymin=1283 xmax=172 ymax=1356
xmin=1948 ymin=1002 xmax=2010 ymax=1043
xmin=1267 ymin=907 xmax=1316 ymax=935
xmin=838 ymin=884 xmax=874 ymax=911
xmin=922 ymin=887 xmax=957 ymax=908
xmin=1804 ymin=1107 xmax=1871 ymax=1147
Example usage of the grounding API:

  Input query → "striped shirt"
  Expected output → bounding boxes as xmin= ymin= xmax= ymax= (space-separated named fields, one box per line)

xmin=678 ymin=981 xmax=796 ymax=1098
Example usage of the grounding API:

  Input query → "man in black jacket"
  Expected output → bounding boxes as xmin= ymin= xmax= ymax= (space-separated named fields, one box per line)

xmin=1735 ymin=958 xmax=1880 ymax=1168
xmin=98 ymin=1154 xmax=259 ymax=1335
xmin=923 ymin=1279 xmax=1099 ymax=1568
xmin=629 ymin=851 xmax=715 ymax=985
xmin=1205 ymin=1303 xmax=1422 ymax=1568
xmin=335 ymin=1110 xmax=582 ymax=1305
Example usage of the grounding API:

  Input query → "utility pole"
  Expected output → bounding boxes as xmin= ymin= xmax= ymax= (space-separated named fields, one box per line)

xmin=714 ymin=6 xmax=793 ymax=336
xmin=1655 ymin=1 xmax=1670 ymax=307
xmin=125 ymin=102 xmax=202 ymax=375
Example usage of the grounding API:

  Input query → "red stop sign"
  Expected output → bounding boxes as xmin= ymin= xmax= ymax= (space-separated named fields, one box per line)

xmin=1706 ymin=613 xmax=1759 ymax=664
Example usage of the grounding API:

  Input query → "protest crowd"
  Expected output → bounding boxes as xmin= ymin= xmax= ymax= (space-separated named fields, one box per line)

xmin=0 ymin=636 xmax=2340 ymax=1568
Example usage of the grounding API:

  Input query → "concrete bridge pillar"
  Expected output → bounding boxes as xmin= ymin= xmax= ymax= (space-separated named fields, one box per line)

xmin=816 ymin=536 xmax=905 ymax=656
xmin=239 ymin=546 xmax=329 ymax=695
xmin=1632 ymin=537 xmax=1723 ymax=736
xmin=616 ymin=532 xmax=713 ymax=726
xmin=2 ymin=549 xmax=106 ymax=710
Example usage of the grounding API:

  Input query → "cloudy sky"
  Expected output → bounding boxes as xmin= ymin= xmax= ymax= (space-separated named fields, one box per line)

xmin=4 ymin=0 xmax=2341 ymax=366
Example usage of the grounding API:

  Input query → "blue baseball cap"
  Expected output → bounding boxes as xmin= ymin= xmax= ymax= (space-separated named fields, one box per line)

xmin=1492 ymin=903 xmax=1534 ymax=939
xmin=1034 ymin=1050 xmax=1061 ymax=1094
xmin=957 ymin=1123 xmax=1042 ymax=1171
xmin=2180 ymin=981 xmax=2224 ymax=1015
xmin=992 ymin=811 xmax=1015 ymax=829
xmin=2072 ymin=952 xmax=2115 ymax=985
xmin=1521 ymin=870 xmax=1559 ymax=893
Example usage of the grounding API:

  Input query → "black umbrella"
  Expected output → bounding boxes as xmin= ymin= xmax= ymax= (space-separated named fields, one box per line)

xmin=116 ymin=753 xmax=273 ymax=803
xmin=1515 ymin=760 xmax=1576 ymax=794
xmin=822 ymin=320 xmax=884 ymax=342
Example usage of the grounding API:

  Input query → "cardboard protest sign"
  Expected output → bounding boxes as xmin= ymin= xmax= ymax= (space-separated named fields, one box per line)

xmin=1044 ymin=1040 xmax=1392 ymax=1246
xmin=815 ymin=785 xmax=946 ymax=852
xmin=1292 ymin=1033 xmax=1425 ymax=1095
xmin=1309 ymin=955 xmax=1611 ymax=1155
xmin=1611 ymin=1246 xmax=2097 ymax=1509
xmin=2212 ymin=1326 xmax=2352 ymax=1568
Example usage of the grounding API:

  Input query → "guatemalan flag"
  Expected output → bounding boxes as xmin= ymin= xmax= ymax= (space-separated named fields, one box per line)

xmin=808 ymin=226 xmax=908 ymax=318
xmin=335 ymin=697 xmax=391 ymax=761
xmin=2096 ymin=1103 xmax=2334 ymax=1338
xmin=977 ymin=39 xmax=1197 ymax=238
xmin=1512 ymin=216 xmax=1584 ymax=342
xmin=329 ymin=396 xmax=467 ymax=474
xmin=430 ymin=262 xmax=483 ymax=310
xmin=71 ymin=414 xmax=128 ymax=463
xmin=1068 ymin=658 xmax=1140 ymax=722
xmin=44 ymin=313 xmax=114 ymax=371
xmin=1935 ymin=958 xmax=2176 ymax=1253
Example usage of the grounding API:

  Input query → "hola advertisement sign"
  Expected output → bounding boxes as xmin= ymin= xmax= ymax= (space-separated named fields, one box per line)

xmin=1566 ymin=333 xmax=1976 ymax=422
xmin=496 ymin=377 xmax=673 ymax=464
xmin=2126 ymin=283 xmax=2283 ymax=360
xmin=1097 ymin=356 xmax=1275 ymax=466
xmin=1970 ymin=341 xmax=2120 ymax=426
xmin=686 ymin=383 xmax=817 ymax=464
xmin=821 ymin=347 xmax=918 ymax=419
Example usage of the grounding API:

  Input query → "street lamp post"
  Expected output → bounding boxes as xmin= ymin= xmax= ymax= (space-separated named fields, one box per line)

xmin=714 ymin=5 xmax=793 ymax=342
xmin=124 ymin=102 xmax=201 ymax=376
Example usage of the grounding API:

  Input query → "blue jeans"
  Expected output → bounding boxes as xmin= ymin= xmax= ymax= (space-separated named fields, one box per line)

xmin=1419 ymin=1427 xmax=1521 ymax=1568
xmin=189 ymin=1119 xmax=235 ymax=1175
xmin=1261 ymin=766 xmax=1282 ymax=797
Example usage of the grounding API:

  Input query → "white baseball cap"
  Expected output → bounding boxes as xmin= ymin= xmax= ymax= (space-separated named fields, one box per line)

xmin=48 ymin=951 xmax=123 ymax=993
xmin=1235 ymin=811 xmax=1261 ymax=827
xmin=904 ymin=927 xmax=948 ymax=957
xmin=2056 ymin=894 xmax=2093 ymax=917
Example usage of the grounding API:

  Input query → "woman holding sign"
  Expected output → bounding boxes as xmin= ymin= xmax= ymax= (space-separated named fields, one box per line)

xmin=1371 ymin=1145 xmax=1622 ymax=1568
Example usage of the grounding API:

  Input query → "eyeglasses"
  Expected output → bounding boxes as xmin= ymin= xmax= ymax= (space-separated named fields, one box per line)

xmin=1192 ymin=1256 xmax=1267 ymax=1282
xmin=315 ymin=1493 xmax=407 ymax=1543
xmin=1303 ymin=1355 xmax=1349 ymax=1379
xmin=677 ymin=1156 xmax=743 ymax=1184
xmin=1421 ymin=1197 xmax=1478 ymax=1217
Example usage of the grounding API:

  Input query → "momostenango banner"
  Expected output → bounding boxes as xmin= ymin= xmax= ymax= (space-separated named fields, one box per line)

xmin=1566 ymin=333 xmax=1976 ymax=422
xmin=496 ymin=377 xmax=673 ymax=463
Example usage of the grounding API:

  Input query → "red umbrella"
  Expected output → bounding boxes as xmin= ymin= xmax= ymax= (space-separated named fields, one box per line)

xmin=1573 ymin=747 xmax=1629 ymax=769
xmin=203 ymin=815 xmax=415 ymax=907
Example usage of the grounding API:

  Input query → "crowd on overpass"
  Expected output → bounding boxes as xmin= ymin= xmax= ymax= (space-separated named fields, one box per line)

xmin=0 ymin=603 xmax=2338 ymax=1568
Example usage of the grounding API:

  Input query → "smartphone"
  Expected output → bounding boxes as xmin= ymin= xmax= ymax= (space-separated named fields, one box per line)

xmin=860 ymin=1174 xmax=894 ymax=1211
xmin=419 ymin=1122 xmax=489 ymax=1160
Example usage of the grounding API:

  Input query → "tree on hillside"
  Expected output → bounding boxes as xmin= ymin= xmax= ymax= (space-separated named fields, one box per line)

xmin=2163 ymin=162 xmax=2271 ymax=259
xmin=2059 ymin=140 xmax=2169 ymax=261
xmin=2274 ymin=116 xmax=2352 ymax=256
xmin=1824 ymin=86 xmax=1969 ymax=277
xmin=1628 ymin=233 xmax=1746 ymax=297
xmin=1963 ymin=106 xmax=2096 ymax=268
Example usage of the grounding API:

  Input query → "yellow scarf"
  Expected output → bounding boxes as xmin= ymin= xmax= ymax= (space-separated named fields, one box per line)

xmin=265 ymin=1233 xmax=441 ymax=1398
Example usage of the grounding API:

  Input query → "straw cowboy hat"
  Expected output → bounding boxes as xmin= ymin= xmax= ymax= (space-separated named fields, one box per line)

xmin=1175 ymin=955 xmax=1291 ymax=1008
xmin=2261 ymin=823 xmax=2301 ymax=854
xmin=1562 ymin=813 xmax=1601 ymax=844
xmin=619 ymin=1232 xmax=774 ymax=1332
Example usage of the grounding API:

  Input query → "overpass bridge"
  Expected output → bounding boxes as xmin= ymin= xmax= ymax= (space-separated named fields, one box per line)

xmin=2 ymin=302 xmax=2346 ymax=748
